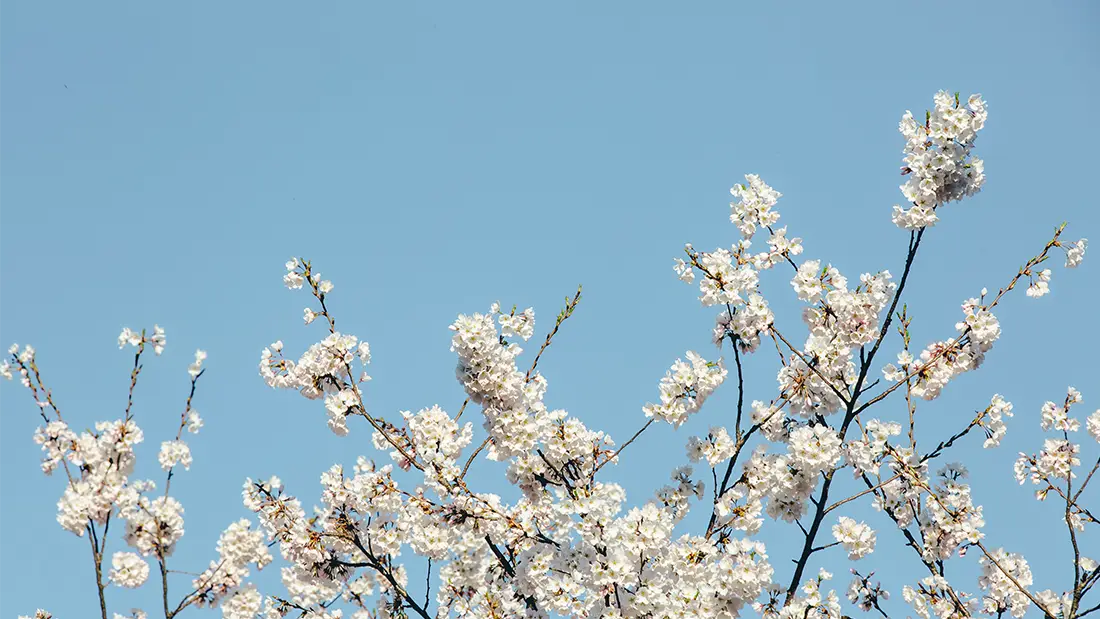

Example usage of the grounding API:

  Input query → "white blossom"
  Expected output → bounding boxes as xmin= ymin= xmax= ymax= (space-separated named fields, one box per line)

xmin=186 ymin=411 xmax=204 ymax=433
xmin=892 ymin=91 xmax=987 ymax=229
xmin=109 ymin=552 xmax=150 ymax=588
xmin=978 ymin=549 xmax=1033 ymax=618
xmin=188 ymin=349 xmax=207 ymax=378
xmin=1065 ymin=238 xmax=1087 ymax=268
xmin=831 ymin=517 xmax=876 ymax=560
xmin=729 ymin=174 xmax=781 ymax=238
xmin=643 ymin=351 xmax=727 ymax=427
xmin=158 ymin=440 xmax=192 ymax=471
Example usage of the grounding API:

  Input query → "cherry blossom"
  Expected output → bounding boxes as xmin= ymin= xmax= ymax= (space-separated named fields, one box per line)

xmin=108 ymin=552 xmax=150 ymax=588
xmin=5 ymin=90 xmax=1097 ymax=619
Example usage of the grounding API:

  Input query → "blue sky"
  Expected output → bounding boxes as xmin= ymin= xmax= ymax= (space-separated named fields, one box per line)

xmin=2 ymin=2 xmax=1098 ymax=617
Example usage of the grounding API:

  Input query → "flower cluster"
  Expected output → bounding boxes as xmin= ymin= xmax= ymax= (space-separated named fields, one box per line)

xmin=108 ymin=552 xmax=150 ymax=588
xmin=118 ymin=325 xmax=167 ymax=355
xmin=260 ymin=333 xmax=371 ymax=434
xmin=845 ymin=419 xmax=901 ymax=475
xmin=1015 ymin=388 xmax=1091 ymax=499
xmin=977 ymin=548 xmax=1033 ymax=618
xmin=903 ymin=574 xmax=977 ymax=619
xmin=642 ymin=351 xmax=727 ymax=427
xmin=686 ymin=426 xmax=736 ymax=466
xmin=787 ymin=424 xmax=843 ymax=473
xmin=920 ymin=464 xmax=985 ymax=561
xmin=892 ymin=91 xmax=987 ymax=229
xmin=450 ymin=307 xmax=550 ymax=459
xmin=831 ymin=517 xmax=876 ymax=560
xmin=730 ymin=173 xmax=782 ymax=238
xmin=981 ymin=394 xmax=1014 ymax=448
xmin=677 ymin=175 xmax=801 ymax=355
xmin=158 ymin=440 xmax=192 ymax=470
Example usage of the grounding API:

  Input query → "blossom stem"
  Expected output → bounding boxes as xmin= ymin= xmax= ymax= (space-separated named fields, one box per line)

xmin=524 ymin=286 xmax=582 ymax=384
xmin=88 ymin=523 xmax=108 ymax=619
xmin=823 ymin=474 xmax=899 ymax=515
xmin=593 ymin=419 xmax=654 ymax=475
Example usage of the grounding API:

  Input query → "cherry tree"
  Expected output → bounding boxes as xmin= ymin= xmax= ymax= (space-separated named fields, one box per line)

xmin=8 ymin=90 xmax=1096 ymax=619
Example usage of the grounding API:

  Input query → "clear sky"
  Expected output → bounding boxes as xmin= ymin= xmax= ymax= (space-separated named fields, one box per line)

xmin=2 ymin=2 xmax=1098 ymax=617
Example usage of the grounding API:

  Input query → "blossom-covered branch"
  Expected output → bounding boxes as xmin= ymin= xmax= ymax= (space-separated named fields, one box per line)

xmin=8 ymin=90 xmax=1095 ymax=619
